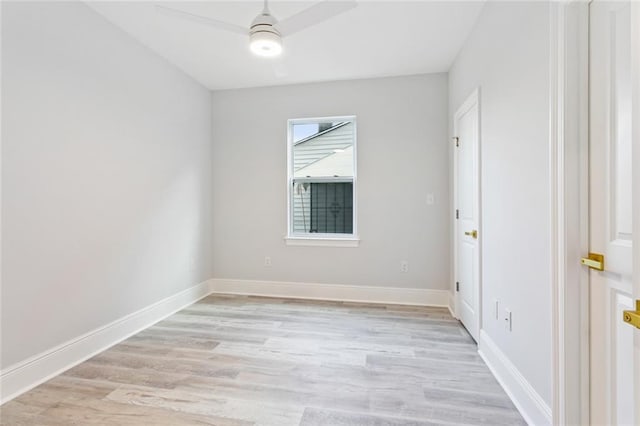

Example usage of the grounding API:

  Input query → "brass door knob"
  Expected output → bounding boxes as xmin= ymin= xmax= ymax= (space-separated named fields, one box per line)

xmin=464 ymin=230 xmax=478 ymax=239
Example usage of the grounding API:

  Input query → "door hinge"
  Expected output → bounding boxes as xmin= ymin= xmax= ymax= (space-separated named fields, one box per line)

xmin=453 ymin=137 xmax=459 ymax=147
xmin=456 ymin=282 xmax=459 ymax=292
xmin=455 ymin=209 xmax=459 ymax=219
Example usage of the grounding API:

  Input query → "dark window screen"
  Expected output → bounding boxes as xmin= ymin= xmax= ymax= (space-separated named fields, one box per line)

xmin=309 ymin=182 xmax=353 ymax=234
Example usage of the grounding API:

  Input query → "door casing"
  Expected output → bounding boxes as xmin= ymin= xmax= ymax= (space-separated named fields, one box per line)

xmin=549 ymin=3 xmax=590 ymax=425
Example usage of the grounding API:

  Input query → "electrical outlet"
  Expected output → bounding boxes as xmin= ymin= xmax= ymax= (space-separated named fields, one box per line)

xmin=264 ymin=256 xmax=272 ymax=267
xmin=504 ymin=309 xmax=512 ymax=332
xmin=400 ymin=260 xmax=409 ymax=273
xmin=494 ymin=299 xmax=499 ymax=320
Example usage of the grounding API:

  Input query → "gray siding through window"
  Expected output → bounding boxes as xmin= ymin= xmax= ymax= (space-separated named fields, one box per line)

xmin=293 ymin=122 xmax=353 ymax=173
xmin=292 ymin=183 xmax=312 ymax=233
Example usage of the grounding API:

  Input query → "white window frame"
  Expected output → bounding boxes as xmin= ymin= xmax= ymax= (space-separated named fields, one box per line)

xmin=285 ymin=115 xmax=359 ymax=247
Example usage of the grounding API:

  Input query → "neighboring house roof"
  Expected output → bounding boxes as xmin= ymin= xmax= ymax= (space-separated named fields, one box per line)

xmin=293 ymin=121 xmax=350 ymax=146
xmin=293 ymin=121 xmax=354 ymax=177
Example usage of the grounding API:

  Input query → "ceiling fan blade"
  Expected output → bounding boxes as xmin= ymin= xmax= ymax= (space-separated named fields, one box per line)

xmin=156 ymin=5 xmax=247 ymax=36
xmin=274 ymin=1 xmax=357 ymax=37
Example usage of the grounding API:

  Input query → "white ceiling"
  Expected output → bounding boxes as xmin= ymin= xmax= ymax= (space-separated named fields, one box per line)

xmin=87 ymin=1 xmax=484 ymax=91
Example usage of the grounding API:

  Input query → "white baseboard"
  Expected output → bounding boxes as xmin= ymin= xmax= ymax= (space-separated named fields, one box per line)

xmin=478 ymin=330 xmax=552 ymax=426
xmin=209 ymin=278 xmax=449 ymax=307
xmin=0 ymin=280 xmax=212 ymax=405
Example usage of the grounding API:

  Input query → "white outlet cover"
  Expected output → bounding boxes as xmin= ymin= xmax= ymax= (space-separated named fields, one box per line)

xmin=400 ymin=260 xmax=409 ymax=273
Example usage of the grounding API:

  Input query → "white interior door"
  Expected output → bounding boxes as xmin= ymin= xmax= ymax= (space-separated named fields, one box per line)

xmin=454 ymin=90 xmax=480 ymax=342
xmin=588 ymin=1 xmax=638 ymax=424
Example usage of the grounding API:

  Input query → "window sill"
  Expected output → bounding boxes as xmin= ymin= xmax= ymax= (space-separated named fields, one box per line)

xmin=284 ymin=236 xmax=360 ymax=247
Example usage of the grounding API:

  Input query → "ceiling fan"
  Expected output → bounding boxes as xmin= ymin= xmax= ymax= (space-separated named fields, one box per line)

xmin=156 ymin=0 xmax=358 ymax=58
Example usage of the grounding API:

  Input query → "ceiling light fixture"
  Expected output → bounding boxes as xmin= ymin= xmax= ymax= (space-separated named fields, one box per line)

xmin=249 ymin=30 xmax=282 ymax=57
xmin=249 ymin=2 xmax=283 ymax=57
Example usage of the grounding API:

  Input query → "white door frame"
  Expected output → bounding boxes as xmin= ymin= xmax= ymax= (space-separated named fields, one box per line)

xmin=550 ymin=2 xmax=590 ymax=425
xmin=453 ymin=88 xmax=481 ymax=341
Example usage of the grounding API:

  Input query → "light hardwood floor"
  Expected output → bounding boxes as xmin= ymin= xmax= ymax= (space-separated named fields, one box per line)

xmin=0 ymin=295 xmax=525 ymax=425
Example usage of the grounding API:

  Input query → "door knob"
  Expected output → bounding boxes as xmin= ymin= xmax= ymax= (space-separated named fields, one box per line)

xmin=464 ymin=230 xmax=478 ymax=239
xmin=580 ymin=252 xmax=605 ymax=271
xmin=623 ymin=300 xmax=640 ymax=329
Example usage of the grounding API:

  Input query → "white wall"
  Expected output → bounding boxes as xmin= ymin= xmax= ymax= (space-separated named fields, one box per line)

xmin=449 ymin=0 xmax=552 ymax=417
xmin=1 ymin=2 xmax=213 ymax=369
xmin=211 ymin=74 xmax=449 ymax=290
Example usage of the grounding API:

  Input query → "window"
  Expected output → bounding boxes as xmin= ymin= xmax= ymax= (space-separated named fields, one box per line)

xmin=287 ymin=116 xmax=357 ymax=245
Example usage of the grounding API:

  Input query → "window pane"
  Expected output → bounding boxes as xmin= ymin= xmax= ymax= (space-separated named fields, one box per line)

xmin=292 ymin=181 xmax=353 ymax=234
xmin=292 ymin=121 xmax=354 ymax=178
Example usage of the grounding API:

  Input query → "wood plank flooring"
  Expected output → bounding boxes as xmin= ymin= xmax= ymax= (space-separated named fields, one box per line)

xmin=0 ymin=295 xmax=525 ymax=425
